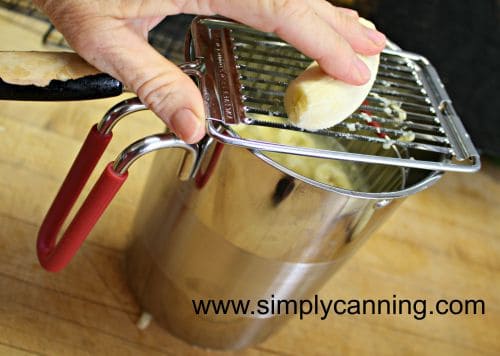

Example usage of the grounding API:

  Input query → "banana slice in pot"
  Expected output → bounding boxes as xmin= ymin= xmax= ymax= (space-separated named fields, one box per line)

xmin=284 ymin=18 xmax=380 ymax=131
xmin=314 ymin=162 xmax=353 ymax=189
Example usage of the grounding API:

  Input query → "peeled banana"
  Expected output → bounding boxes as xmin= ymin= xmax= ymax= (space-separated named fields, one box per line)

xmin=284 ymin=18 xmax=381 ymax=131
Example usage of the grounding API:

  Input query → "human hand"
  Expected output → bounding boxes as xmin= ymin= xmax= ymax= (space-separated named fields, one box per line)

xmin=33 ymin=0 xmax=386 ymax=143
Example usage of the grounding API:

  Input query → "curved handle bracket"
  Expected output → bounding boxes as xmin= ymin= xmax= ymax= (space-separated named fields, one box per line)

xmin=113 ymin=133 xmax=200 ymax=179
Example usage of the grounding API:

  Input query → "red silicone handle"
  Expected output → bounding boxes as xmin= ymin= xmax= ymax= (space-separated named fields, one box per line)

xmin=37 ymin=124 xmax=122 ymax=272
xmin=38 ymin=163 xmax=127 ymax=272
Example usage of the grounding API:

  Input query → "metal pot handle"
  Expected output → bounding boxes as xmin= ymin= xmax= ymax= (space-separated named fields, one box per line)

xmin=37 ymin=98 xmax=199 ymax=272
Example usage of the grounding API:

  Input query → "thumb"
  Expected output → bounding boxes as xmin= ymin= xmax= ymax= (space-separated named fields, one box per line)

xmin=130 ymin=54 xmax=206 ymax=144
xmin=70 ymin=22 xmax=206 ymax=144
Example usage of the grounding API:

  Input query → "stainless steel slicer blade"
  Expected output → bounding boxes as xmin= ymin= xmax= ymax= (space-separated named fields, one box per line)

xmin=185 ymin=16 xmax=480 ymax=173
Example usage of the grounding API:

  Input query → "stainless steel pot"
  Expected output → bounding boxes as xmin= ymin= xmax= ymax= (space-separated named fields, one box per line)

xmin=29 ymin=93 xmax=442 ymax=350
xmin=125 ymin=132 xmax=414 ymax=350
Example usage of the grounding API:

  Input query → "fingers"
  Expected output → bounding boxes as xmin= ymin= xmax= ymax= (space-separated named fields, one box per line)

xmin=130 ymin=0 xmax=385 ymax=83
xmin=335 ymin=7 xmax=359 ymax=18
xmin=71 ymin=20 xmax=205 ymax=143
xmin=119 ymin=42 xmax=206 ymax=143
xmin=34 ymin=0 xmax=388 ymax=146
xmin=41 ymin=0 xmax=384 ymax=86
xmin=203 ymin=0 xmax=370 ymax=85
xmin=306 ymin=0 xmax=386 ymax=56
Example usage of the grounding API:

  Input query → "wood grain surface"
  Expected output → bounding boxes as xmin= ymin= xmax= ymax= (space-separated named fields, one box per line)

xmin=0 ymin=7 xmax=499 ymax=356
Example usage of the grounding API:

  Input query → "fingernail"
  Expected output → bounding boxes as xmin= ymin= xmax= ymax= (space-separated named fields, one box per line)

xmin=366 ymin=28 xmax=386 ymax=47
xmin=353 ymin=57 xmax=371 ymax=84
xmin=169 ymin=108 xmax=203 ymax=142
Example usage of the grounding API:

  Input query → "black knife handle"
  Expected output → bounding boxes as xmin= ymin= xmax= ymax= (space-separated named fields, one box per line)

xmin=0 ymin=51 xmax=124 ymax=101
xmin=0 ymin=74 xmax=123 ymax=101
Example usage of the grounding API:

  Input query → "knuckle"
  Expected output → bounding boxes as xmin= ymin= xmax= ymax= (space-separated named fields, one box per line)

xmin=136 ymin=72 xmax=183 ymax=118
xmin=279 ymin=0 xmax=311 ymax=19
xmin=270 ymin=0 xmax=313 ymax=33
xmin=348 ymin=9 xmax=360 ymax=17
xmin=333 ymin=10 xmax=354 ymax=29
xmin=337 ymin=7 xmax=359 ymax=19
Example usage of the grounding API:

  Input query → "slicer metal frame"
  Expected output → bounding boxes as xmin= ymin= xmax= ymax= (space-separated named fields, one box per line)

xmin=186 ymin=16 xmax=480 ymax=173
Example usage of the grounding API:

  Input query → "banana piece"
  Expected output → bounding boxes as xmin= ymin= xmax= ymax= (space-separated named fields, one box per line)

xmin=0 ymin=51 xmax=100 ymax=87
xmin=276 ymin=129 xmax=315 ymax=148
xmin=233 ymin=114 xmax=357 ymax=189
xmin=314 ymin=162 xmax=354 ymax=189
xmin=284 ymin=18 xmax=381 ymax=131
